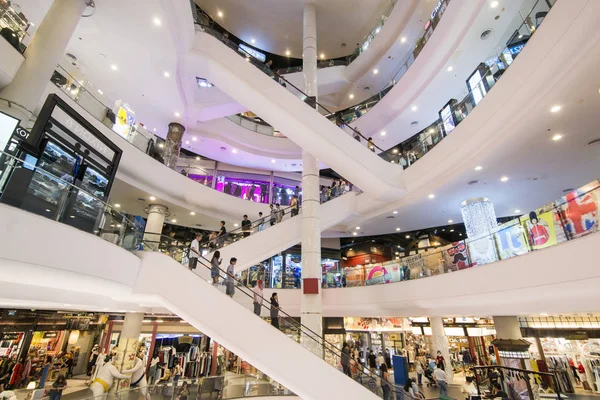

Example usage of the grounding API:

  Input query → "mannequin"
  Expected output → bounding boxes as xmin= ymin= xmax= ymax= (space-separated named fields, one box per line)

xmin=121 ymin=352 xmax=147 ymax=396
xmin=90 ymin=356 xmax=128 ymax=397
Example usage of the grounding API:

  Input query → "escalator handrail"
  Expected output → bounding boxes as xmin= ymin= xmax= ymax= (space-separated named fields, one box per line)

xmin=141 ymin=233 xmax=388 ymax=386
xmin=194 ymin=22 xmax=390 ymax=156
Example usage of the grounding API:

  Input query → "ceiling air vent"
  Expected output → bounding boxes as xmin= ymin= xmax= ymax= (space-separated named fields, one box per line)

xmin=136 ymin=197 xmax=146 ymax=202
xmin=410 ymin=121 xmax=419 ymax=126
xmin=480 ymin=29 xmax=493 ymax=41
xmin=65 ymin=53 xmax=78 ymax=66
xmin=562 ymin=188 xmax=575 ymax=194
xmin=468 ymin=180 xmax=479 ymax=185
xmin=587 ymin=138 xmax=600 ymax=146
xmin=386 ymin=216 xmax=396 ymax=219
xmin=220 ymin=146 xmax=227 ymax=151
xmin=364 ymin=86 xmax=370 ymax=91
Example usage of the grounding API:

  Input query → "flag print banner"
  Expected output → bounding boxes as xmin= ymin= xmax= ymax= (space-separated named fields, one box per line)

xmin=555 ymin=182 xmax=600 ymax=239
xmin=494 ymin=221 xmax=529 ymax=259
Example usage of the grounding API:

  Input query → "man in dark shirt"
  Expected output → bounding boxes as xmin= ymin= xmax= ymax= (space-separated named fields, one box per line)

xmin=241 ymin=214 xmax=252 ymax=237
xmin=217 ymin=221 xmax=227 ymax=247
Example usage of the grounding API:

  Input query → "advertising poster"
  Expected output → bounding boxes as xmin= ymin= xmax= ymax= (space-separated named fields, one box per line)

xmin=345 ymin=265 xmax=365 ymax=287
xmin=442 ymin=241 xmax=470 ymax=272
xmin=344 ymin=317 xmax=404 ymax=332
xmin=494 ymin=221 xmax=529 ymax=259
xmin=521 ymin=210 xmax=557 ymax=250
xmin=365 ymin=264 xmax=401 ymax=286
xmin=466 ymin=235 xmax=498 ymax=266
xmin=421 ymin=251 xmax=443 ymax=276
xmin=554 ymin=182 xmax=600 ymax=239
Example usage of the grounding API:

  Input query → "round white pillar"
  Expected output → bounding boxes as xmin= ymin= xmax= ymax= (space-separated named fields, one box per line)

xmin=0 ymin=0 xmax=88 ymax=122
xmin=143 ymin=204 xmax=168 ymax=247
xmin=302 ymin=2 xmax=318 ymax=98
xmin=430 ymin=316 xmax=453 ymax=383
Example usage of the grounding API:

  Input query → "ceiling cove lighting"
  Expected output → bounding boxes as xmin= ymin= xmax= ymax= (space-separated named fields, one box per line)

xmin=190 ymin=211 xmax=196 ymax=216
xmin=355 ymin=226 xmax=360 ymax=230
xmin=393 ymin=211 xmax=398 ymax=214
xmin=396 ymin=228 xmax=401 ymax=231
xmin=550 ymin=105 xmax=562 ymax=113
xmin=149 ymin=196 xmax=156 ymax=201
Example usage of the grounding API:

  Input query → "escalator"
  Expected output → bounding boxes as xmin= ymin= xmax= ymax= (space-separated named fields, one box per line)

xmin=136 ymin=240 xmax=391 ymax=400
xmin=182 ymin=28 xmax=407 ymax=201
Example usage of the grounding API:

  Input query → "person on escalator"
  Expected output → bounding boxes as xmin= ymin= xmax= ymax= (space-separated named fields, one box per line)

xmin=225 ymin=258 xmax=237 ymax=297
xmin=241 ymin=215 xmax=252 ymax=237
xmin=290 ymin=196 xmax=299 ymax=217
xmin=211 ymin=251 xmax=222 ymax=286
xmin=341 ymin=342 xmax=351 ymax=377
xmin=257 ymin=212 xmax=265 ymax=232
xmin=270 ymin=293 xmax=280 ymax=330
xmin=217 ymin=220 xmax=227 ymax=247
xmin=189 ymin=233 xmax=201 ymax=270
xmin=368 ymin=350 xmax=377 ymax=373
xmin=252 ymin=280 xmax=264 ymax=316
xmin=269 ymin=204 xmax=277 ymax=226
xmin=368 ymin=137 xmax=376 ymax=152
xmin=275 ymin=204 xmax=283 ymax=223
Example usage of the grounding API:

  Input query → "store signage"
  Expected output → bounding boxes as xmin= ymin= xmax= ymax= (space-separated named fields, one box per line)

xmin=43 ymin=331 xmax=58 ymax=339
xmin=566 ymin=331 xmax=589 ymax=341
xmin=0 ymin=333 xmax=20 ymax=341
xmin=238 ymin=44 xmax=266 ymax=62
xmin=66 ymin=318 xmax=90 ymax=330
xmin=51 ymin=107 xmax=116 ymax=159
xmin=178 ymin=336 xmax=193 ymax=344
xmin=431 ymin=0 xmax=445 ymax=19
xmin=14 ymin=126 xmax=31 ymax=142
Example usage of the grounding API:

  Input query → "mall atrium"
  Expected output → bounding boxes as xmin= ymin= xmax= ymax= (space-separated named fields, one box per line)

xmin=0 ymin=0 xmax=599 ymax=399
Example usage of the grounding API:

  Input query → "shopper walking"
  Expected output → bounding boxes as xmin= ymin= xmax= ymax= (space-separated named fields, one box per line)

xmin=320 ymin=186 xmax=327 ymax=203
xmin=368 ymin=137 xmax=376 ymax=152
xmin=189 ymin=233 xmax=201 ymax=270
xmin=290 ymin=196 xmax=299 ymax=217
xmin=269 ymin=204 xmax=277 ymax=226
xmin=225 ymin=257 xmax=237 ymax=297
xmin=49 ymin=375 xmax=67 ymax=400
xmin=241 ymin=215 xmax=251 ymax=238
xmin=270 ymin=293 xmax=280 ymax=330
xmin=433 ymin=365 xmax=448 ymax=397
xmin=253 ymin=280 xmax=264 ymax=316
xmin=257 ymin=212 xmax=265 ymax=232
xmin=341 ymin=342 xmax=351 ymax=377
xmin=368 ymin=350 xmax=377 ymax=373
xmin=330 ymin=180 xmax=338 ymax=199
xmin=416 ymin=361 xmax=424 ymax=386
xmin=275 ymin=204 xmax=283 ymax=223
xmin=436 ymin=350 xmax=446 ymax=371
xmin=211 ymin=251 xmax=222 ymax=286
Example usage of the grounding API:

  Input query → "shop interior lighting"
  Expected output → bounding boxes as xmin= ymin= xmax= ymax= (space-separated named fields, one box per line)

xmin=355 ymin=226 xmax=360 ymax=230
xmin=285 ymin=50 xmax=290 ymax=56
xmin=271 ymin=159 xmax=276 ymax=163
xmin=234 ymin=223 xmax=239 ymax=227
xmin=196 ymin=77 xmax=214 ymax=88
xmin=392 ymin=148 xmax=398 ymax=154
xmin=97 ymin=89 xmax=103 ymax=95
xmin=349 ymin=94 xmax=354 ymax=99
xmin=114 ymin=203 xmax=121 ymax=208
xmin=405 ymin=235 xmax=410 ymax=238
xmin=352 ymin=232 xmax=357 ymax=236
xmin=448 ymin=219 xmax=453 ymax=223
xmin=190 ymin=212 xmax=195 ymax=216
xmin=320 ymin=53 xmax=325 ymax=59
xmin=232 ymin=149 xmax=238 ymax=154
xmin=149 ymin=196 xmax=156 ymax=201
xmin=393 ymin=211 xmax=398 ymax=214
xmin=380 ymin=131 xmax=386 ymax=136
xmin=171 ymin=219 xmax=177 ymax=223
xmin=158 ymin=144 xmax=163 ymax=148
xmin=250 ymin=38 xmax=255 ymax=44
xmin=192 ymin=137 xmax=197 ymax=141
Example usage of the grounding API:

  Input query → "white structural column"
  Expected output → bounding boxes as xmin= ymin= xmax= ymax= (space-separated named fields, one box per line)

xmin=143 ymin=204 xmax=168 ymax=246
xmin=430 ymin=317 xmax=453 ymax=383
xmin=0 ymin=0 xmax=88 ymax=122
xmin=112 ymin=313 xmax=143 ymax=388
xmin=300 ymin=2 xmax=323 ymax=358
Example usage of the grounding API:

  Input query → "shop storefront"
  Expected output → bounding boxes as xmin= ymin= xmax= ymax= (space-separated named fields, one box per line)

xmin=520 ymin=316 xmax=600 ymax=394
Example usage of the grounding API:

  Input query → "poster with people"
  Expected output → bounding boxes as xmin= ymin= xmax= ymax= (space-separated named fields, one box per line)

xmin=344 ymin=317 xmax=404 ymax=332
xmin=441 ymin=241 xmax=471 ymax=272
xmin=520 ymin=210 xmax=557 ymax=250
xmin=494 ymin=220 xmax=529 ymax=259
xmin=554 ymin=181 xmax=600 ymax=239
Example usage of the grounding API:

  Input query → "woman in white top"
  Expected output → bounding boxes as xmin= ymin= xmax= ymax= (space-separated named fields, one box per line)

xmin=462 ymin=376 xmax=478 ymax=399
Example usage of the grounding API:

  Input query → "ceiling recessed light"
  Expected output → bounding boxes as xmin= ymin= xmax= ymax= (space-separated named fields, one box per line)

xmin=196 ymin=156 xmax=200 ymax=160
xmin=217 ymin=10 xmax=223 ymax=18
xmin=97 ymin=89 xmax=103 ymax=95
xmin=550 ymin=105 xmax=562 ymax=113
xmin=164 ymin=71 xmax=170 ymax=78
xmin=447 ymin=66 xmax=453 ymax=72
xmin=150 ymin=196 xmax=156 ymax=201
xmin=450 ymin=229 xmax=455 ymax=232
xmin=475 ymin=166 xmax=483 ymax=171
xmin=349 ymin=94 xmax=354 ymax=99
xmin=175 ymin=112 xmax=180 ymax=117
xmin=448 ymin=219 xmax=453 ymax=223
xmin=245 ymin=57 xmax=250 ymax=62
xmin=114 ymin=203 xmax=121 ymax=208
xmin=153 ymin=128 xmax=157 ymax=132
xmin=158 ymin=143 xmax=164 ymax=148
xmin=185 ymin=140 xmax=190 ymax=144
xmin=271 ymin=159 xmax=276 ymax=163
xmin=400 ymin=36 xmax=407 ymax=43
xmin=392 ymin=148 xmax=398 ymax=154
xmin=411 ymin=106 xmax=418 ymax=112
xmin=490 ymin=1 xmax=499 ymax=8
xmin=320 ymin=53 xmax=325 ymax=59
xmin=352 ymin=232 xmax=357 ymax=236
xmin=45 ymin=209 xmax=51 ymax=212
xmin=518 ymin=34 xmax=523 ymax=39
xmin=250 ymin=39 xmax=255 ymax=44
xmin=70 ymin=215 xmax=75 ymax=219
xmin=172 ymin=219 xmax=177 ymax=223
xmin=405 ymin=235 xmax=410 ymax=238
xmin=500 ymin=176 xmax=509 ymax=182
xmin=380 ymin=131 xmax=386 ymax=136
xmin=285 ymin=50 xmax=290 ymax=56
xmin=232 ymin=149 xmax=238 ymax=153
xmin=552 ymin=134 xmax=563 ymax=141
xmin=514 ymin=209 xmax=521 ymax=213
xmin=393 ymin=211 xmax=398 ymax=214
xmin=190 ymin=211 xmax=196 ymax=216
xmin=110 ymin=65 xmax=118 ymax=71
xmin=192 ymin=137 xmax=197 ymax=141
xmin=153 ymin=17 xmax=162 ymax=26
xmin=355 ymin=226 xmax=360 ymax=230
xmin=373 ymin=69 xmax=379 ymax=75
xmin=428 ymin=194 xmax=435 ymax=199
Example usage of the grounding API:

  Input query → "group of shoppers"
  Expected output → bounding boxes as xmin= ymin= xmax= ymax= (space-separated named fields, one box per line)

xmin=320 ymin=179 xmax=352 ymax=203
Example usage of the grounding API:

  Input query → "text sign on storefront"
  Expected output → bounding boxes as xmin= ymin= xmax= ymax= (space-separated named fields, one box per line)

xmin=0 ymin=333 xmax=20 ymax=341
xmin=566 ymin=331 xmax=589 ymax=340
xmin=43 ymin=331 xmax=58 ymax=339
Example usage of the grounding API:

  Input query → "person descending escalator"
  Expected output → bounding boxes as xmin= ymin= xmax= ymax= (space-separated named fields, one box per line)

xmin=270 ymin=293 xmax=280 ymax=330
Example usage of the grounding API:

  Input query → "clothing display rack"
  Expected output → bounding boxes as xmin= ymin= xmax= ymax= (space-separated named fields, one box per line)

xmin=547 ymin=355 xmax=575 ymax=393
